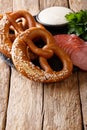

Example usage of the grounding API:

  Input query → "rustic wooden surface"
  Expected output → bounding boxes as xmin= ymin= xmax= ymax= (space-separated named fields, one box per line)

xmin=69 ymin=0 xmax=87 ymax=12
xmin=0 ymin=58 xmax=10 ymax=130
xmin=0 ymin=0 xmax=87 ymax=130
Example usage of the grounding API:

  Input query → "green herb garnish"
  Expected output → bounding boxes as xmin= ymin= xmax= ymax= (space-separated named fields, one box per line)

xmin=65 ymin=10 xmax=87 ymax=41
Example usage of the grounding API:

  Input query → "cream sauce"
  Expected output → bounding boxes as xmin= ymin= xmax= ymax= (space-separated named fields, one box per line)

xmin=38 ymin=6 xmax=73 ymax=25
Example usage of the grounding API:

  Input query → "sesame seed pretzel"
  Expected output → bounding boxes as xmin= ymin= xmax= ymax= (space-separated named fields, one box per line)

xmin=0 ymin=10 xmax=44 ymax=58
xmin=12 ymin=27 xmax=73 ymax=83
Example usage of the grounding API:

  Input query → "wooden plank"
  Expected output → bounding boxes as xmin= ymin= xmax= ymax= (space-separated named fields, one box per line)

xmin=43 ymin=73 xmax=82 ymax=130
xmin=0 ymin=0 xmax=12 ymax=129
xmin=40 ymin=0 xmax=82 ymax=129
xmin=0 ymin=58 xmax=10 ymax=130
xmin=40 ymin=0 xmax=68 ymax=10
xmin=69 ymin=0 xmax=87 ymax=12
xmin=5 ymin=0 xmax=82 ymax=130
xmin=78 ymin=71 xmax=87 ymax=130
xmin=6 ymin=1 xmax=43 ymax=130
xmin=69 ymin=1 xmax=87 ymax=130
xmin=6 ymin=68 xmax=43 ymax=130
xmin=0 ymin=0 xmax=13 ymax=13
xmin=13 ymin=0 xmax=39 ymax=15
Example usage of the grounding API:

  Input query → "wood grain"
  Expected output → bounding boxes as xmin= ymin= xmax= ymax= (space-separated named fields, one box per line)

xmin=5 ymin=1 xmax=44 ymax=130
xmin=43 ymin=73 xmax=82 ymax=130
xmin=69 ymin=0 xmax=87 ymax=12
xmin=13 ymin=0 xmax=39 ymax=15
xmin=0 ymin=0 xmax=13 ymax=13
xmin=79 ymin=71 xmax=87 ymax=130
xmin=0 ymin=0 xmax=12 ymax=129
xmin=6 ymin=0 xmax=82 ymax=130
xmin=40 ymin=0 xmax=68 ymax=10
xmin=68 ymin=1 xmax=87 ymax=129
xmin=0 ymin=58 xmax=10 ymax=130
xmin=6 ymin=68 xmax=43 ymax=130
xmin=37 ymin=0 xmax=82 ymax=129
xmin=0 ymin=0 xmax=86 ymax=129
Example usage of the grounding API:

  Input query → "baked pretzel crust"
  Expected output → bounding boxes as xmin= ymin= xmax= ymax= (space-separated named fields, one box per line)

xmin=12 ymin=27 xmax=73 ymax=83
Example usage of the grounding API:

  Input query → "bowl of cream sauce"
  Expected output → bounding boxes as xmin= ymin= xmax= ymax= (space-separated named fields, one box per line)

xmin=36 ymin=6 xmax=73 ymax=31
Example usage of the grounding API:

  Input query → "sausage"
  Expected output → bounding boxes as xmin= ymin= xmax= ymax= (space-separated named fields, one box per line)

xmin=54 ymin=34 xmax=87 ymax=71
xmin=71 ymin=44 xmax=87 ymax=71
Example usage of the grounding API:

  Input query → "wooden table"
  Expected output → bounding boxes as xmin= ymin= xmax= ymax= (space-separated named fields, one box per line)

xmin=0 ymin=0 xmax=87 ymax=130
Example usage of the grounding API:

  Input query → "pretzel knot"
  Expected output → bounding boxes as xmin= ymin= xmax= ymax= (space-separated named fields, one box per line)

xmin=0 ymin=10 xmax=44 ymax=58
xmin=12 ymin=27 xmax=73 ymax=83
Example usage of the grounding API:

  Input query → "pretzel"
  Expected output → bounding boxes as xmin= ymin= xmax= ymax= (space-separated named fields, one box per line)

xmin=12 ymin=27 xmax=73 ymax=83
xmin=0 ymin=14 xmax=3 ymax=20
xmin=0 ymin=10 xmax=44 ymax=58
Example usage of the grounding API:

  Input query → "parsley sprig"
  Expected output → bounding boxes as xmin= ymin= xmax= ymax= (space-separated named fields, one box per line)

xmin=65 ymin=10 xmax=87 ymax=41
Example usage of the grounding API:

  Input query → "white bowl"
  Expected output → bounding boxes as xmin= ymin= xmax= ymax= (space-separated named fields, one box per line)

xmin=36 ymin=6 xmax=73 ymax=27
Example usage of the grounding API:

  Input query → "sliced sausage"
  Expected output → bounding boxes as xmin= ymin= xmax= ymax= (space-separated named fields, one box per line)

xmin=54 ymin=34 xmax=87 ymax=71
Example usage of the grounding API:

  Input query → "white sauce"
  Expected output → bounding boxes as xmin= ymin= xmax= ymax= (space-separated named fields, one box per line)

xmin=38 ymin=6 xmax=73 ymax=25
